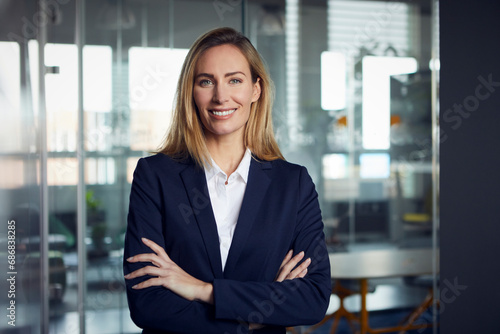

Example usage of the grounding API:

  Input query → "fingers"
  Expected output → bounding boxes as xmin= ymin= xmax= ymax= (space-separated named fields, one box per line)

xmin=287 ymin=257 xmax=311 ymax=279
xmin=126 ymin=238 xmax=171 ymax=267
xmin=127 ymin=253 xmax=165 ymax=268
xmin=275 ymin=251 xmax=311 ymax=282
xmin=124 ymin=265 xmax=163 ymax=281
xmin=142 ymin=238 xmax=171 ymax=262
xmin=282 ymin=251 xmax=304 ymax=274
xmin=278 ymin=250 xmax=293 ymax=271
xmin=131 ymin=277 xmax=164 ymax=290
xmin=249 ymin=323 xmax=265 ymax=330
xmin=276 ymin=251 xmax=303 ymax=281
xmin=125 ymin=239 xmax=172 ymax=282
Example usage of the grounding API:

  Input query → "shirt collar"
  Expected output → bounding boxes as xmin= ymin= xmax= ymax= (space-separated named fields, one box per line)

xmin=204 ymin=148 xmax=252 ymax=184
xmin=235 ymin=148 xmax=252 ymax=184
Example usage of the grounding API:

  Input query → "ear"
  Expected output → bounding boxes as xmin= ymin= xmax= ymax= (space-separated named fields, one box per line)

xmin=251 ymin=77 xmax=262 ymax=103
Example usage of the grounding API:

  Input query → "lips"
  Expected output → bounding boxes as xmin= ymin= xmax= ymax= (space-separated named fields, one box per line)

xmin=210 ymin=108 xmax=236 ymax=116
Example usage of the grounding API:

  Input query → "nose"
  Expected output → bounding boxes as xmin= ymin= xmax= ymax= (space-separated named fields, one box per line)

xmin=212 ymin=84 xmax=229 ymax=104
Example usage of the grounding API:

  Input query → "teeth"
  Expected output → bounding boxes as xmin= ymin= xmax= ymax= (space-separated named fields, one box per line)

xmin=212 ymin=109 xmax=236 ymax=116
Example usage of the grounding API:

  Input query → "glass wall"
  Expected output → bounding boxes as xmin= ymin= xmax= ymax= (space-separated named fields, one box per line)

xmin=247 ymin=0 xmax=437 ymax=248
xmin=0 ymin=0 xmax=438 ymax=333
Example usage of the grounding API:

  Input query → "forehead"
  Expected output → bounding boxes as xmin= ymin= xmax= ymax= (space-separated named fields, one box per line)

xmin=195 ymin=44 xmax=251 ymax=74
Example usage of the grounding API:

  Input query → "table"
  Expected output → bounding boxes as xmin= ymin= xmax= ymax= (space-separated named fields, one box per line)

xmin=308 ymin=248 xmax=439 ymax=334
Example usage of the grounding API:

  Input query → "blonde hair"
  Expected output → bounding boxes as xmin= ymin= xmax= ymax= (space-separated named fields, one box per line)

xmin=157 ymin=27 xmax=284 ymax=167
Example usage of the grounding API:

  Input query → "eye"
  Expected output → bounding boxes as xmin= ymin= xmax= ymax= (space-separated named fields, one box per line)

xmin=199 ymin=79 xmax=213 ymax=87
xmin=229 ymin=78 xmax=242 ymax=84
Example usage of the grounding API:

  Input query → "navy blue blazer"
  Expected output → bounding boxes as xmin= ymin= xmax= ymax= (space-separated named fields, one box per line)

xmin=124 ymin=153 xmax=331 ymax=334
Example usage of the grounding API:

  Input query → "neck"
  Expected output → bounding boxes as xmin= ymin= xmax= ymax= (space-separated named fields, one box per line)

xmin=205 ymin=134 xmax=246 ymax=176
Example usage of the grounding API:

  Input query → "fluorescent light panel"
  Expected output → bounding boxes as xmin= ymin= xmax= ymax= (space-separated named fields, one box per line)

xmin=360 ymin=153 xmax=390 ymax=179
xmin=321 ymin=51 xmax=346 ymax=111
xmin=362 ymin=56 xmax=417 ymax=150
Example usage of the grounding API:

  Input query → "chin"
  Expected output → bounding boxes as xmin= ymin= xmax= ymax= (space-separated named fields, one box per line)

xmin=208 ymin=125 xmax=246 ymax=138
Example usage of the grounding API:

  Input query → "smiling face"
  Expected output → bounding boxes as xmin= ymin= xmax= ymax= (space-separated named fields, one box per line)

xmin=193 ymin=44 xmax=261 ymax=144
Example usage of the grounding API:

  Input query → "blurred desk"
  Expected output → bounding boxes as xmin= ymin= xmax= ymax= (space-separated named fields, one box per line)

xmin=328 ymin=248 xmax=438 ymax=334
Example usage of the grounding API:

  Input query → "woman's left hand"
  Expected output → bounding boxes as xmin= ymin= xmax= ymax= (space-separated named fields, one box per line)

xmin=274 ymin=250 xmax=311 ymax=282
xmin=125 ymin=238 xmax=214 ymax=304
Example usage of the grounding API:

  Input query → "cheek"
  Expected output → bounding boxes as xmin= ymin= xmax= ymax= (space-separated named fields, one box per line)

xmin=193 ymin=89 xmax=210 ymax=108
xmin=192 ymin=91 xmax=208 ymax=125
xmin=236 ymin=88 xmax=256 ymax=107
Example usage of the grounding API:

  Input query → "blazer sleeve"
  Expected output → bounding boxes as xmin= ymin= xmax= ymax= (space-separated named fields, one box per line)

xmin=212 ymin=166 xmax=332 ymax=327
xmin=124 ymin=158 xmax=244 ymax=334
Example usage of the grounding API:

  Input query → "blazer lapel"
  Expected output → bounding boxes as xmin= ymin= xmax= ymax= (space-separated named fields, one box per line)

xmin=179 ymin=163 xmax=224 ymax=279
xmin=223 ymin=159 xmax=272 ymax=275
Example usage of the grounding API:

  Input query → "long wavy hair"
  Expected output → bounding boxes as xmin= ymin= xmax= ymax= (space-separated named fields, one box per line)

xmin=157 ymin=27 xmax=284 ymax=167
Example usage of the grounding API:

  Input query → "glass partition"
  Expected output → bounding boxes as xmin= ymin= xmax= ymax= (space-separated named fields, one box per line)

xmin=1 ymin=2 xmax=44 ymax=333
xmin=248 ymin=0 xmax=437 ymax=249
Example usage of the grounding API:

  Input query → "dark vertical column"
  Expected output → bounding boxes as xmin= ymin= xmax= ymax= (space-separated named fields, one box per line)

xmin=440 ymin=0 xmax=500 ymax=333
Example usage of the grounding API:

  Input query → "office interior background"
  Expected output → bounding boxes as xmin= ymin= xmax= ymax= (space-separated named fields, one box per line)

xmin=0 ymin=0 xmax=498 ymax=333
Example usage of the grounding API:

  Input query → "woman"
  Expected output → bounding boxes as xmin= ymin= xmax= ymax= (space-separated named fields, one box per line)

xmin=124 ymin=27 xmax=331 ymax=334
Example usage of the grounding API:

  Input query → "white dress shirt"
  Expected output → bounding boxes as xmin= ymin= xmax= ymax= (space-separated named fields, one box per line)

xmin=204 ymin=149 xmax=251 ymax=271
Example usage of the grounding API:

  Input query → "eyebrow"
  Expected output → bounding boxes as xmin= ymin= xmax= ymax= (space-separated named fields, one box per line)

xmin=195 ymin=71 xmax=247 ymax=79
